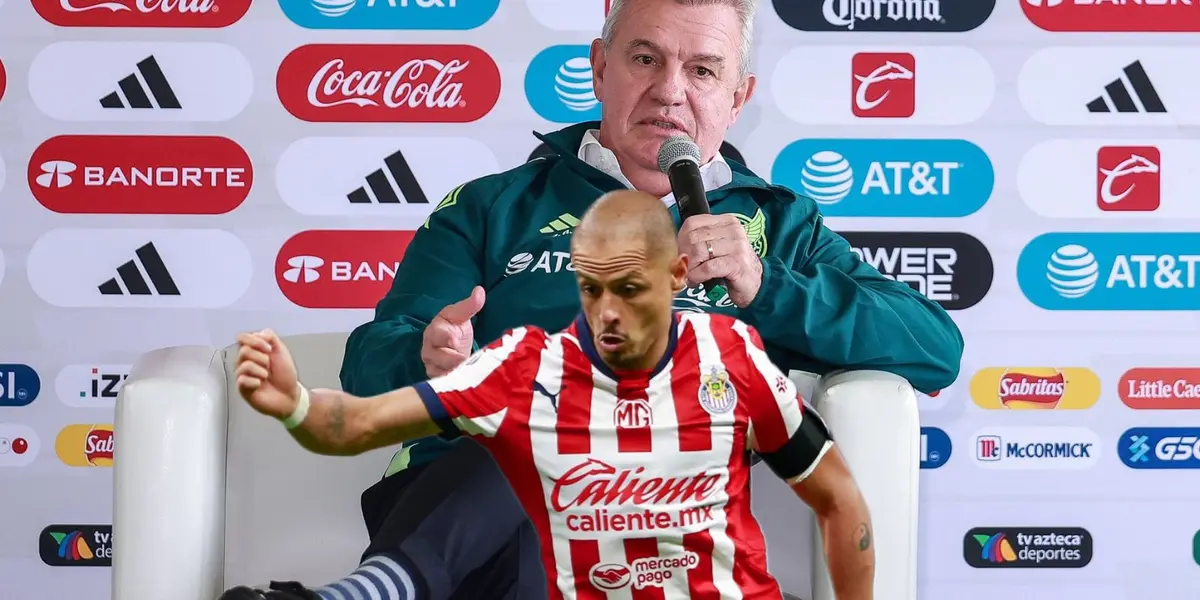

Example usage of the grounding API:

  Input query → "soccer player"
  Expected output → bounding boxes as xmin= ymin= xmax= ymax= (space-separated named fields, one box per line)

xmin=226 ymin=191 xmax=875 ymax=600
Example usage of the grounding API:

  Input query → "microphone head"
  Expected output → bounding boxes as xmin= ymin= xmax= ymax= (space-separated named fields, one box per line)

xmin=657 ymin=135 xmax=701 ymax=174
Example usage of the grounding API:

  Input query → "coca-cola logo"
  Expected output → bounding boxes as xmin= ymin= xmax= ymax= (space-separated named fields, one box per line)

xmin=550 ymin=459 xmax=720 ymax=512
xmin=277 ymin=44 xmax=500 ymax=123
xmin=32 ymin=0 xmax=250 ymax=27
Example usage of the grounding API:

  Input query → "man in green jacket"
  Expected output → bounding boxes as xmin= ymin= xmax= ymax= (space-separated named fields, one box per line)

xmin=220 ymin=0 xmax=962 ymax=598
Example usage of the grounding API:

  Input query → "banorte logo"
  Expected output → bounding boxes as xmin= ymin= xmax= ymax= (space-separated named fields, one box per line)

xmin=1119 ymin=368 xmax=1200 ymax=409
xmin=1022 ymin=0 xmax=1200 ymax=32
xmin=276 ymin=44 xmax=501 ymax=123
xmin=276 ymin=230 xmax=416 ymax=309
xmin=31 ymin=0 xmax=250 ymax=27
xmin=970 ymin=368 xmax=1100 ymax=410
xmin=55 ymin=424 xmax=114 ymax=467
xmin=29 ymin=135 xmax=252 ymax=215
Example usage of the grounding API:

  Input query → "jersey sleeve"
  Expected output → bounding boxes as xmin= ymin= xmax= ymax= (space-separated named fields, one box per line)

xmin=413 ymin=327 xmax=543 ymax=439
xmin=734 ymin=323 xmax=834 ymax=484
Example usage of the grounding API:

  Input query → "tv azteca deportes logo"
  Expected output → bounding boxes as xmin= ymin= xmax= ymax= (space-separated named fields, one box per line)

xmin=963 ymin=527 xmax=1093 ymax=569
xmin=39 ymin=524 xmax=113 ymax=567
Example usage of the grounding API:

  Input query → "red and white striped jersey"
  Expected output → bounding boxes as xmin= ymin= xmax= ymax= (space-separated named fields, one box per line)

xmin=415 ymin=312 xmax=829 ymax=599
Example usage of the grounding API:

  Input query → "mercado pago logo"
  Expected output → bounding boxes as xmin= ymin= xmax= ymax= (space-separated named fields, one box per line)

xmin=772 ymin=138 xmax=992 ymax=217
xmin=837 ymin=231 xmax=993 ymax=310
xmin=1018 ymin=232 xmax=1200 ymax=310
xmin=31 ymin=0 xmax=250 ymax=27
xmin=972 ymin=426 xmax=1100 ymax=470
xmin=0 ymin=423 xmax=40 ymax=467
xmin=770 ymin=46 xmax=993 ymax=126
xmin=276 ymin=44 xmax=501 ymax=123
xmin=773 ymin=0 xmax=995 ymax=32
xmin=1118 ymin=368 xmax=1200 ymax=410
xmin=29 ymin=135 xmax=252 ymax=215
xmin=279 ymin=0 xmax=496 ymax=30
xmin=0 ymin=364 xmax=42 ymax=407
xmin=963 ymin=527 xmax=1093 ymax=569
xmin=1119 ymin=427 xmax=1200 ymax=469
xmin=39 ymin=524 xmax=113 ymax=567
xmin=55 ymin=424 xmax=114 ymax=467
xmin=525 ymin=45 xmax=602 ymax=124
xmin=276 ymin=229 xmax=417 ymax=309
xmin=28 ymin=41 xmax=253 ymax=123
xmin=969 ymin=368 xmax=1100 ymax=410
xmin=1022 ymin=0 xmax=1200 ymax=32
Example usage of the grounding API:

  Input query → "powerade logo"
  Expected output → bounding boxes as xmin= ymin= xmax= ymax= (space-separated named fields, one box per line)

xmin=525 ymin=45 xmax=600 ymax=123
xmin=772 ymin=139 xmax=992 ymax=217
xmin=963 ymin=527 xmax=1093 ymax=569
xmin=1019 ymin=233 xmax=1200 ymax=310
xmin=920 ymin=426 xmax=951 ymax=469
xmin=839 ymin=231 xmax=993 ymax=310
xmin=1119 ymin=427 xmax=1200 ymax=469
xmin=0 ymin=364 xmax=41 ymax=407
xmin=279 ymin=0 xmax=497 ymax=30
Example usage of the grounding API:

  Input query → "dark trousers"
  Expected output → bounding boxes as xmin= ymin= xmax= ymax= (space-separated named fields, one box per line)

xmin=358 ymin=439 xmax=549 ymax=600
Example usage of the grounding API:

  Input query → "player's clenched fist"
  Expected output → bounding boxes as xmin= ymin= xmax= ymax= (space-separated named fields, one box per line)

xmin=422 ymin=286 xmax=485 ymax=377
xmin=235 ymin=329 xmax=301 ymax=420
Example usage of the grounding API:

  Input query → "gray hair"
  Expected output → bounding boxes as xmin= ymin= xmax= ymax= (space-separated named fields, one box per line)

xmin=600 ymin=0 xmax=758 ymax=81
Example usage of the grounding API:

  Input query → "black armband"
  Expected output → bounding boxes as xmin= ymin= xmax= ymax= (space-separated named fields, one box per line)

xmin=758 ymin=407 xmax=834 ymax=483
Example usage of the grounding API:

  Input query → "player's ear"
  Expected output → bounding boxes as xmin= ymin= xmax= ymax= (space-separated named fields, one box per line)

xmin=670 ymin=254 xmax=688 ymax=293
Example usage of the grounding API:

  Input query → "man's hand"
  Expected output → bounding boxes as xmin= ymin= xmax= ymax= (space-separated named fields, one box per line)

xmin=235 ymin=329 xmax=301 ymax=420
xmin=422 ymin=286 xmax=485 ymax=377
xmin=677 ymin=214 xmax=764 ymax=307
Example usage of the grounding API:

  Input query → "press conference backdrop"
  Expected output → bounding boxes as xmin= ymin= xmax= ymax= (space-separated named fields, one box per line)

xmin=2 ymin=0 xmax=1200 ymax=598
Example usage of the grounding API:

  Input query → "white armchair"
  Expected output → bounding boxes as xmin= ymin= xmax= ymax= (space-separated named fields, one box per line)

xmin=112 ymin=333 xmax=919 ymax=600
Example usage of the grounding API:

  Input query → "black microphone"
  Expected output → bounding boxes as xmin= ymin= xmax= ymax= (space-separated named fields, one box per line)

xmin=658 ymin=135 xmax=728 ymax=299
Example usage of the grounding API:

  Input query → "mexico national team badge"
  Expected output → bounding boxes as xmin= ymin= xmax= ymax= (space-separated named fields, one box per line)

xmin=698 ymin=367 xmax=737 ymax=414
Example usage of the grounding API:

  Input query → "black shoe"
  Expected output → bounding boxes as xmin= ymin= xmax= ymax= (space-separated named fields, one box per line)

xmin=218 ymin=581 xmax=321 ymax=600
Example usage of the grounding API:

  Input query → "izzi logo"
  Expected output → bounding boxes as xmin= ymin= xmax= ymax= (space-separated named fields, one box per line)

xmin=774 ymin=0 xmax=994 ymax=32
xmin=1018 ymin=233 xmax=1200 ymax=310
xmin=279 ymin=0 xmax=497 ymax=30
xmin=920 ymin=426 xmax=951 ymax=469
xmin=40 ymin=524 xmax=112 ymax=567
xmin=0 ymin=364 xmax=41 ymax=407
xmin=963 ymin=527 xmax=1093 ymax=568
xmin=773 ymin=138 xmax=992 ymax=217
xmin=56 ymin=365 xmax=131 ymax=409
xmin=525 ymin=45 xmax=600 ymax=124
xmin=1119 ymin=427 xmax=1200 ymax=469
xmin=839 ymin=231 xmax=993 ymax=310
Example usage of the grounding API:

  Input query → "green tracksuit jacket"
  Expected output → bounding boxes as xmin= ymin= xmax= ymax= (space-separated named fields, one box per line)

xmin=340 ymin=121 xmax=964 ymax=470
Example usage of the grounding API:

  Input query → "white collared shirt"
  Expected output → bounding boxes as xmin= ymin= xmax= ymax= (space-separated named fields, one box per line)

xmin=577 ymin=129 xmax=733 ymax=205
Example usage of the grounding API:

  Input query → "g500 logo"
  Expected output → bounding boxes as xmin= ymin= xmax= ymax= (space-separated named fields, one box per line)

xmin=1120 ymin=427 xmax=1200 ymax=469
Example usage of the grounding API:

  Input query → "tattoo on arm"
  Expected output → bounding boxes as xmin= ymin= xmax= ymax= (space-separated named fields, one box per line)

xmin=855 ymin=522 xmax=872 ymax=552
xmin=328 ymin=395 xmax=346 ymax=442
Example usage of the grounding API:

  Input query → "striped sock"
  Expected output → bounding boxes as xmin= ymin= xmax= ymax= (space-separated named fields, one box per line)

xmin=314 ymin=553 xmax=418 ymax=600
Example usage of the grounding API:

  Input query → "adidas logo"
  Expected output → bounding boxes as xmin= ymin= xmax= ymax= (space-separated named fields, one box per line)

xmin=348 ymin=149 xmax=428 ymax=204
xmin=539 ymin=213 xmax=579 ymax=236
xmin=98 ymin=242 xmax=180 ymax=296
xmin=99 ymin=56 xmax=181 ymax=110
xmin=1086 ymin=60 xmax=1166 ymax=114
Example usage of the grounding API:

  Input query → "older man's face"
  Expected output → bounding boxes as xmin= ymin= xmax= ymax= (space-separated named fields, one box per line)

xmin=591 ymin=0 xmax=755 ymax=175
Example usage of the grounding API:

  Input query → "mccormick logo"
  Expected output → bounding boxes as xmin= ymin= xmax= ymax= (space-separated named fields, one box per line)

xmin=276 ymin=230 xmax=416 ymax=309
xmin=0 ymin=364 xmax=42 ymax=407
xmin=775 ymin=0 xmax=995 ymax=32
xmin=1119 ymin=427 xmax=1200 ymax=469
xmin=972 ymin=426 xmax=1099 ymax=470
xmin=39 ymin=524 xmax=113 ymax=567
xmin=0 ymin=423 xmax=40 ymax=467
xmin=773 ymin=138 xmax=993 ymax=218
xmin=29 ymin=135 xmax=251 ymax=215
xmin=1119 ymin=368 xmax=1200 ymax=409
xmin=55 ymin=424 xmax=114 ymax=467
xmin=969 ymin=368 xmax=1100 ymax=410
xmin=1097 ymin=146 xmax=1160 ymax=212
xmin=31 ymin=0 xmax=250 ymax=27
xmin=963 ymin=527 xmax=1092 ymax=569
xmin=851 ymin=52 xmax=916 ymax=118
xmin=279 ymin=0 xmax=497 ymax=30
xmin=276 ymin=44 xmax=501 ymax=123
xmin=1022 ymin=0 xmax=1200 ymax=32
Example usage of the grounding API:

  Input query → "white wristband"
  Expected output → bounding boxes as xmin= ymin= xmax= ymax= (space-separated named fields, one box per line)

xmin=281 ymin=384 xmax=310 ymax=430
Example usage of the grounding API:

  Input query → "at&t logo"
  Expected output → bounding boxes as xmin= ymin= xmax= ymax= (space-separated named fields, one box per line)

xmin=279 ymin=0 xmax=496 ymax=29
xmin=524 ymin=45 xmax=600 ymax=123
xmin=1120 ymin=427 xmax=1200 ymax=469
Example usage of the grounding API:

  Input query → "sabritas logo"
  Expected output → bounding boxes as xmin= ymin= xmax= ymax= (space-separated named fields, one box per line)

xmin=276 ymin=44 xmax=501 ymax=123
xmin=970 ymin=368 xmax=1100 ymax=410
xmin=32 ymin=0 xmax=250 ymax=27
xmin=276 ymin=230 xmax=416 ymax=309
xmin=55 ymin=424 xmax=114 ymax=467
xmin=29 ymin=135 xmax=252 ymax=215
xmin=39 ymin=524 xmax=112 ymax=567
xmin=1022 ymin=0 xmax=1200 ymax=32
xmin=1119 ymin=368 xmax=1200 ymax=409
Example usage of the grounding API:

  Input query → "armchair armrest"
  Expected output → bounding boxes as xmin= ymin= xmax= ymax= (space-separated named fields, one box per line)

xmin=112 ymin=345 xmax=230 ymax=600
